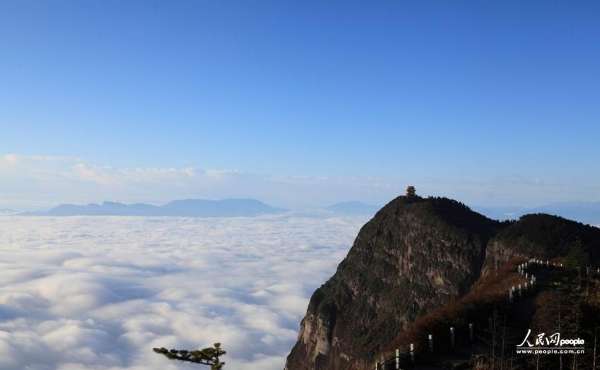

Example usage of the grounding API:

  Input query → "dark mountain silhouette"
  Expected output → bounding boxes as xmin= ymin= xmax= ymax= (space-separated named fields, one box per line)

xmin=285 ymin=195 xmax=600 ymax=370
xmin=477 ymin=201 xmax=600 ymax=226
xmin=325 ymin=201 xmax=380 ymax=215
xmin=529 ymin=201 xmax=600 ymax=225
xmin=483 ymin=213 xmax=600 ymax=272
xmin=26 ymin=199 xmax=285 ymax=217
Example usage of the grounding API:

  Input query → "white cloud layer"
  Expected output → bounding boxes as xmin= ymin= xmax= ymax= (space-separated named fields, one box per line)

xmin=0 ymin=214 xmax=367 ymax=370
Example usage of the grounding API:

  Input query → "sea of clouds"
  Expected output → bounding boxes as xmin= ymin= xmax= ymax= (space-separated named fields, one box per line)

xmin=0 ymin=214 xmax=367 ymax=370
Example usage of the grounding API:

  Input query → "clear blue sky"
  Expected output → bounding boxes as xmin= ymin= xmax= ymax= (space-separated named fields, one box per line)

xmin=1 ymin=0 xmax=599 ymax=208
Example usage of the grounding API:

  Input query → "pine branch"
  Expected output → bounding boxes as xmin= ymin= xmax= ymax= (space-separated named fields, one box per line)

xmin=153 ymin=343 xmax=226 ymax=369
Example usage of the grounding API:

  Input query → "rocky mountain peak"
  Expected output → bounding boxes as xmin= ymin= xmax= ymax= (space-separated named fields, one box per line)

xmin=285 ymin=196 xmax=499 ymax=370
xmin=285 ymin=195 xmax=600 ymax=370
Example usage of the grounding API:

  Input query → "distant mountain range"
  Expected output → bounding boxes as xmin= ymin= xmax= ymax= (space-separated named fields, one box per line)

xmin=476 ymin=201 xmax=600 ymax=226
xmin=14 ymin=199 xmax=600 ymax=224
xmin=25 ymin=199 xmax=286 ymax=217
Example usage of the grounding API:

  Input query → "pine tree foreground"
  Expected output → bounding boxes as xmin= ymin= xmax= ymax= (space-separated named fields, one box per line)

xmin=153 ymin=343 xmax=226 ymax=369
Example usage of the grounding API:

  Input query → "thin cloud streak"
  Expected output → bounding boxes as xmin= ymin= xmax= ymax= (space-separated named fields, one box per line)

xmin=1 ymin=153 xmax=597 ymax=210
xmin=0 ymin=154 xmax=400 ymax=210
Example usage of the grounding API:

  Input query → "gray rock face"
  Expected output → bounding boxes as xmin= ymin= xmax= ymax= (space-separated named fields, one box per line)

xmin=284 ymin=196 xmax=499 ymax=370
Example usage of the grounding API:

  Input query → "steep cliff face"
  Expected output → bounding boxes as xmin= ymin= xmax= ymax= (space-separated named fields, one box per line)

xmin=285 ymin=196 xmax=499 ymax=370
xmin=285 ymin=197 xmax=600 ymax=370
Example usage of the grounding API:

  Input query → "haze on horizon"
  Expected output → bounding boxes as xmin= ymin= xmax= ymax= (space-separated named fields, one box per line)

xmin=1 ymin=0 xmax=600 ymax=210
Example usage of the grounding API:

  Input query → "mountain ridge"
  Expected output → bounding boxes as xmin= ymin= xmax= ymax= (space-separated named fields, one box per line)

xmin=476 ymin=201 xmax=600 ymax=225
xmin=24 ymin=198 xmax=286 ymax=217
xmin=284 ymin=195 xmax=600 ymax=370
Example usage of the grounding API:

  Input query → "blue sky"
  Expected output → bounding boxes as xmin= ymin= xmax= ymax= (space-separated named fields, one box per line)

xmin=1 ymin=1 xmax=599 ymax=209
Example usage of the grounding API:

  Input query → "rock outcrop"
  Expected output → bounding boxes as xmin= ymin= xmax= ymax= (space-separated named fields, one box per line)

xmin=285 ymin=196 xmax=600 ymax=370
xmin=285 ymin=196 xmax=499 ymax=370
